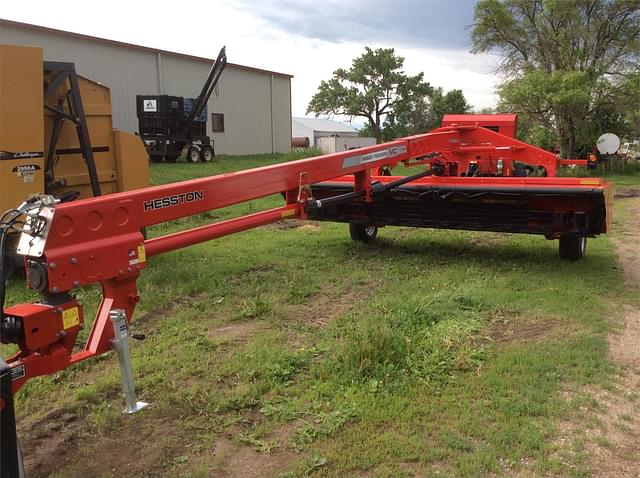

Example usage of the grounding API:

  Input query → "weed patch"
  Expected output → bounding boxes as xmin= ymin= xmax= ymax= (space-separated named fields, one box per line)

xmin=5 ymin=155 xmax=638 ymax=477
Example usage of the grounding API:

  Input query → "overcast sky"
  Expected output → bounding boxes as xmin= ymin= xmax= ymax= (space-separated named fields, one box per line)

xmin=1 ymin=0 xmax=501 ymax=121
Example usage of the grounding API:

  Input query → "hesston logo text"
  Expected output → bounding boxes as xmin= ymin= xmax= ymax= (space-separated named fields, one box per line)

xmin=143 ymin=191 xmax=204 ymax=212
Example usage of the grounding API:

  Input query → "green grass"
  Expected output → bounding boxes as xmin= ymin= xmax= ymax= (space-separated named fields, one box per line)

xmin=149 ymin=149 xmax=322 ymax=185
xmin=558 ymin=158 xmax=640 ymax=188
xmin=3 ymin=153 xmax=640 ymax=477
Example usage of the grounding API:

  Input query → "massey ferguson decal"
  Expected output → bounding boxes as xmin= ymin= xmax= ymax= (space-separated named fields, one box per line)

xmin=143 ymin=191 xmax=204 ymax=212
xmin=12 ymin=164 xmax=41 ymax=183
xmin=341 ymin=145 xmax=407 ymax=169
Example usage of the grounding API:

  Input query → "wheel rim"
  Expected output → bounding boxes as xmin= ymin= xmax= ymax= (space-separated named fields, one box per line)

xmin=365 ymin=225 xmax=376 ymax=237
xmin=189 ymin=149 xmax=199 ymax=162
xmin=203 ymin=149 xmax=213 ymax=162
xmin=579 ymin=237 xmax=586 ymax=254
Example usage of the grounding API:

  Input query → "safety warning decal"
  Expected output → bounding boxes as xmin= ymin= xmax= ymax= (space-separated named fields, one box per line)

xmin=341 ymin=145 xmax=407 ymax=169
xmin=128 ymin=245 xmax=147 ymax=265
xmin=11 ymin=364 xmax=25 ymax=381
xmin=11 ymin=164 xmax=41 ymax=183
xmin=62 ymin=307 xmax=80 ymax=329
xmin=144 ymin=99 xmax=157 ymax=112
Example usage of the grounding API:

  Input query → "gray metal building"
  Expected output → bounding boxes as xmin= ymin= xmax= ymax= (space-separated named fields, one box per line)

xmin=0 ymin=19 xmax=292 ymax=156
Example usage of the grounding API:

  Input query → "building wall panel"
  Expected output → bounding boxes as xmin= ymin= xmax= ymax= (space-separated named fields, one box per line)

xmin=0 ymin=23 xmax=159 ymax=133
xmin=0 ymin=21 xmax=292 ymax=156
xmin=271 ymin=76 xmax=293 ymax=153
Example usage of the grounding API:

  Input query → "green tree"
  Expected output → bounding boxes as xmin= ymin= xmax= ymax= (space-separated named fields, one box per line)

xmin=382 ymin=87 xmax=470 ymax=140
xmin=619 ymin=72 xmax=640 ymax=138
xmin=472 ymin=0 xmax=640 ymax=157
xmin=426 ymin=88 xmax=471 ymax=130
xmin=307 ymin=47 xmax=432 ymax=142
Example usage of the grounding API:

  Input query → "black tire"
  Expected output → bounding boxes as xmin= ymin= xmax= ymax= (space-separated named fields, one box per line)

xmin=559 ymin=236 xmax=587 ymax=260
xmin=150 ymin=155 xmax=163 ymax=163
xmin=165 ymin=155 xmax=178 ymax=163
xmin=349 ymin=223 xmax=378 ymax=243
xmin=187 ymin=146 xmax=201 ymax=163
xmin=201 ymin=145 xmax=214 ymax=162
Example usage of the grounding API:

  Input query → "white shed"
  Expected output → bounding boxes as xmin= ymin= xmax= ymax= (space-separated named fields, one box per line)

xmin=293 ymin=117 xmax=364 ymax=147
xmin=316 ymin=136 xmax=377 ymax=154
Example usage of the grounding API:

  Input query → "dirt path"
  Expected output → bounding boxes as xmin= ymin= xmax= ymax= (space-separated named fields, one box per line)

xmin=585 ymin=195 xmax=640 ymax=477
xmin=201 ymin=280 xmax=378 ymax=477
xmin=15 ymin=268 xmax=376 ymax=478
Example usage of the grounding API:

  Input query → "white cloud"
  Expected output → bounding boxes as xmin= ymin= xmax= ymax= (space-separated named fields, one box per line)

xmin=1 ymin=0 xmax=500 ymax=116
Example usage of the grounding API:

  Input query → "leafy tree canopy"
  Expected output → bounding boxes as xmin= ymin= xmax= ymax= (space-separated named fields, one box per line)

xmin=473 ymin=0 xmax=640 ymax=156
xmin=381 ymin=88 xmax=471 ymax=141
xmin=308 ymin=47 xmax=471 ymax=142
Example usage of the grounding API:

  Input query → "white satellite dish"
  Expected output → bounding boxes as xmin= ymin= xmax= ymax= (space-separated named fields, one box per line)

xmin=596 ymin=133 xmax=620 ymax=155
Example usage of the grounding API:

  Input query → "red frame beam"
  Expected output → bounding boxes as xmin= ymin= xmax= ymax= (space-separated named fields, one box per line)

xmin=145 ymin=205 xmax=299 ymax=257
xmin=3 ymin=122 xmax=611 ymax=393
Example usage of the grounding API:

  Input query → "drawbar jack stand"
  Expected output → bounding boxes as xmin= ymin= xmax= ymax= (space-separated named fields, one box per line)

xmin=110 ymin=309 xmax=148 ymax=414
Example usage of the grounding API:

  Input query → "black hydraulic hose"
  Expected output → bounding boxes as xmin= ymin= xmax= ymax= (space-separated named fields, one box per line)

xmin=0 ymin=208 xmax=28 ymax=321
xmin=306 ymin=168 xmax=433 ymax=213
xmin=371 ymin=168 xmax=433 ymax=194
xmin=0 ymin=228 xmax=7 ymax=321
xmin=305 ymin=189 xmax=367 ymax=212
xmin=0 ymin=215 xmax=17 ymax=321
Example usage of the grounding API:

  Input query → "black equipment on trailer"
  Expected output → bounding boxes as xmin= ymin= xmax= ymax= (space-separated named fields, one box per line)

xmin=136 ymin=46 xmax=227 ymax=163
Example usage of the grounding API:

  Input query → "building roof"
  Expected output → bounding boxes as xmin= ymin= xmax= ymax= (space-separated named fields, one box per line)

xmin=293 ymin=117 xmax=358 ymax=133
xmin=0 ymin=18 xmax=293 ymax=79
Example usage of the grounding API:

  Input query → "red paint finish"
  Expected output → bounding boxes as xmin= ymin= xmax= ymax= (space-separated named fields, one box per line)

xmin=3 ymin=115 xmax=612 ymax=393
xmin=145 ymin=205 xmax=299 ymax=257
xmin=441 ymin=114 xmax=519 ymax=137
xmin=4 ymin=300 xmax=82 ymax=393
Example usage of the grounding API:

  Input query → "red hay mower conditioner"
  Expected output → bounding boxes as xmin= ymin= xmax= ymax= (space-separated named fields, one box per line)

xmin=0 ymin=114 xmax=612 ymax=475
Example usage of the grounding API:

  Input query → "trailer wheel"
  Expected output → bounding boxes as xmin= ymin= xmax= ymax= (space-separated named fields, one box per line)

xmin=187 ymin=147 xmax=201 ymax=163
xmin=559 ymin=236 xmax=587 ymax=260
xmin=349 ymin=223 xmax=378 ymax=243
xmin=201 ymin=145 xmax=214 ymax=162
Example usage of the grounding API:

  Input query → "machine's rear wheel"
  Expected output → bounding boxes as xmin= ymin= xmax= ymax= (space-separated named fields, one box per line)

xmin=349 ymin=223 xmax=378 ymax=243
xmin=187 ymin=146 xmax=201 ymax=163
xmin=201 ymin=145 xmax=214 ymax=162
xmin=559 ymin=235 xmax=587 ymax=260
